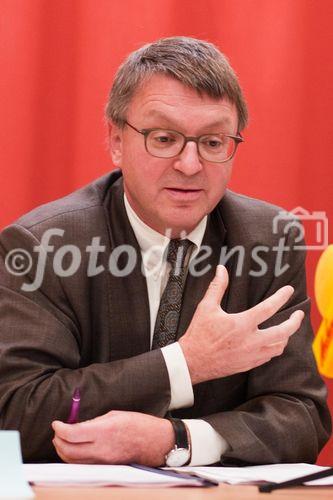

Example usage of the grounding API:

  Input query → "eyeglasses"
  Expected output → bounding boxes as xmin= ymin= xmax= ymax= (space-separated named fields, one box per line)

xmin=125 ymin=120 xmax=243 ymax=163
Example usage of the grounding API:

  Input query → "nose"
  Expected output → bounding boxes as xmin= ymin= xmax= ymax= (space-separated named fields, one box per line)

xmin=173 ymin=141 xmax=203 ymax=176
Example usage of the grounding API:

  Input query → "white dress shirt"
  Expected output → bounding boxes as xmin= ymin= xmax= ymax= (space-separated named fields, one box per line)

xmin=124 ymin=194 xmax=229 ymax=465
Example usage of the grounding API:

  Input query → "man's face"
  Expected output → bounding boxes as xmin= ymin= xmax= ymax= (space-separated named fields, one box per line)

xmin=110 ymin=74 xmax=239 ymax=237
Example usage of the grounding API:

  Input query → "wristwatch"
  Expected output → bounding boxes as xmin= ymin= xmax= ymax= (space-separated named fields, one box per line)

xmin=165 ymin=417 xmax=191 ymax=467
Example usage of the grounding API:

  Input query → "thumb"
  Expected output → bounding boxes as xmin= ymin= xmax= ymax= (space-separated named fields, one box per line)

xmin=202 ymin=265 xmax=229 ymax=307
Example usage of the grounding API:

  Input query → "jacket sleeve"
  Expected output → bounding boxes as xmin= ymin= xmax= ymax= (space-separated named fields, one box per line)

xmin=0 ymin=223 xmax=171 ymax=462
xmin=202 ymin=226 xmax=332 ymax=464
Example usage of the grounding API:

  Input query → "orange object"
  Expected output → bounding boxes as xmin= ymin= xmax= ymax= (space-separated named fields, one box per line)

xmin=313 ymin=245 xmax=333 ymax=377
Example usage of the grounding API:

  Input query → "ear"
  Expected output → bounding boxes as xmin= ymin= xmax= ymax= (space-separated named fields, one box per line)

xmin=108 ymin=122 xmax=123 ymax=167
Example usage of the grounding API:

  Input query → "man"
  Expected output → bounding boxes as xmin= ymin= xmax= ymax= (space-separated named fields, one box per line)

xmin=0 ymin=36 xmax=330 ymax=466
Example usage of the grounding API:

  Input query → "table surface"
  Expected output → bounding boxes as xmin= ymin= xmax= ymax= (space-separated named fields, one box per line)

xmin=32 ymin=484 xmax=333 ymax=499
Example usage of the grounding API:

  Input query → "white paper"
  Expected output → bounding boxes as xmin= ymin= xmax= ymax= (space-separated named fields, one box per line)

xmin=22 ymin=462 xmax=333 ymax=489
xmin=23 ymin=463 xmax=205 ymax=488
xmin=170 ymin=463 xmax=333 ymax=486
xmin=0 ymin=431 xmax=35 ymax=499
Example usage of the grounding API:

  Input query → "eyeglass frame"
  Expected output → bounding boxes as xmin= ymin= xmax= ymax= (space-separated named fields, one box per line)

xmin=124 ymin=120 xmax=244 ymax=163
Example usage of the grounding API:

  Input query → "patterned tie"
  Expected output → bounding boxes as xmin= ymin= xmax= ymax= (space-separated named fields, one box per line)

xmin=152 ymin=239 xmax=193 ymax=349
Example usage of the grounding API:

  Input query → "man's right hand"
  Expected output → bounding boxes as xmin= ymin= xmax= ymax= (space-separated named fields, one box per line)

xmin=179 ymin=265 xmax=304 ymax=385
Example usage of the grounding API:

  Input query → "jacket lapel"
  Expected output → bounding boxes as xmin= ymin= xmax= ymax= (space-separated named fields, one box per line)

xmin=103 ymin=177 xmax=151 ymax=360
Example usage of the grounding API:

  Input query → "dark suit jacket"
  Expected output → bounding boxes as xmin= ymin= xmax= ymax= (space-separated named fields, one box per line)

xmin=0 ymin=170 xmax=331 ymax=463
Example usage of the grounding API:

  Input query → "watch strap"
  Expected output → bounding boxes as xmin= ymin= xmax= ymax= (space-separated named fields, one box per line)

xmin=166 ymin=417 xmax=189 ymax=450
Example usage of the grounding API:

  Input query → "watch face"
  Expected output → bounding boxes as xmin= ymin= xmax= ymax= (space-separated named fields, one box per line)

xmin=165 ymin=448 xmax=190 ymax=467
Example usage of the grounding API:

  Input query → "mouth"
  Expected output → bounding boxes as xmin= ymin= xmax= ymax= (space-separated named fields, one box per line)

xmin=165 ymin=188 xmax=203 ymax=201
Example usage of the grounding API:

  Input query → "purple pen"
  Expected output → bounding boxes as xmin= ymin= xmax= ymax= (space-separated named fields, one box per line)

xmin=67 ymin=387 xmax=80 ymax=424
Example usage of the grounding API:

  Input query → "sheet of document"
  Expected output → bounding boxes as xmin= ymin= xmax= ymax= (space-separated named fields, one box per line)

xmin=170 ymin=463 xmax=333 ymax=486
xmin=23 ymin=463 xmax=205 ymax=487
xmin=23 ymin=462 xmax=333 ymax=488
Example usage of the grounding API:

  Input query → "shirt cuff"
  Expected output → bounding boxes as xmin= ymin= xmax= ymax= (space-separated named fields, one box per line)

xmin=161 ymin=342 xmax=194 ymax=410
xmin=182 ymin=419 xmax=229 ymax=466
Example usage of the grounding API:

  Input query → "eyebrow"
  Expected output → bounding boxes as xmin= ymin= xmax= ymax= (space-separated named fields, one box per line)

xmin=143 ymin=110 xmax=233 ymax=132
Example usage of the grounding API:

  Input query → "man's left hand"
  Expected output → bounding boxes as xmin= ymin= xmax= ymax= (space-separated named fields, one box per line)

xmin=52 ymin=410 xmax=175 ymax=465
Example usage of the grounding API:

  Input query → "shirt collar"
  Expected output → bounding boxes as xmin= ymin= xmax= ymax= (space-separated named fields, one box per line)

xmin=124 ymin=193 xmax=207 ymax=270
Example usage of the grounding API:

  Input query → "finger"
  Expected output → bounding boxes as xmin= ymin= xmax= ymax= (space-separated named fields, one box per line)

xmin=256 ymin=310 xmax=305 ymax=347
xmin=247 ymin=285 xmax=294 ymax=326
xmin=52 ymin=443 xmax=70 ymax=464
xmin=53 ymin=435 xmax=94 ymax=462
xmin=52 ymin=420 xmax=95 ymax=443
xmin=201 ymin=265 xmax=229 ymax=307
xmin=261 ymin=342 xmax=286 ymax=358
xmin=247 ymin=342 xmax=288 ymax=370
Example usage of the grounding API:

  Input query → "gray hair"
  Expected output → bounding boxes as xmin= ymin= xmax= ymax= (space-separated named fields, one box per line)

xmin=105 ymin=36 xmax=248 ymax=131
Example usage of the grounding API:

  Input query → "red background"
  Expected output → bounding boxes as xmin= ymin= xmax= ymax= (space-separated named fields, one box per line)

xmin=1 ymin=0 xmax=332 ymax=464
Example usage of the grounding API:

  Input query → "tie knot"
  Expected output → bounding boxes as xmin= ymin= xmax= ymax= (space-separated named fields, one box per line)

xmin=166 ymin=239 xmax=193 ymax=270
